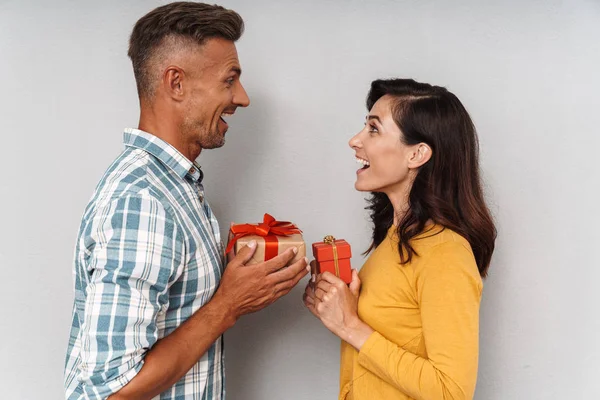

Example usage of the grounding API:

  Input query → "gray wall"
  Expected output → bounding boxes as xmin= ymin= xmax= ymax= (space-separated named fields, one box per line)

xmin=1 ymin=0 xmax=599 ymax=398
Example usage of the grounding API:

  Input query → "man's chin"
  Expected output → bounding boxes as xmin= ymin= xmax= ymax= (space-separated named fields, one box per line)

xmin=202 ymin=138 xmax=226 ymax=150
xmin=200 ymin=131 xmax=226 ymax=149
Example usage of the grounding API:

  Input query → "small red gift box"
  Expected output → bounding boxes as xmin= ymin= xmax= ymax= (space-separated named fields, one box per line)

xmin=312 ymin=235 xmax=352 ymax=284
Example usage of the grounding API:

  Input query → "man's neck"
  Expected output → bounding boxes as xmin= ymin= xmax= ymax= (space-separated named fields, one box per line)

xmin=138 ymin=103 xmax=201 ymax=161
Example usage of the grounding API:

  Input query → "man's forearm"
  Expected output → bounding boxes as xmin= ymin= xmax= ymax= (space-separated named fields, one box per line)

xmin=109 ymin=293 xmax=237 ymax=400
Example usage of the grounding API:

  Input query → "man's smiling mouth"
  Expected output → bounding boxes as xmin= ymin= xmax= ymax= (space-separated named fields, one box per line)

xmin=219 ymin=110 xmax=235 ymax=130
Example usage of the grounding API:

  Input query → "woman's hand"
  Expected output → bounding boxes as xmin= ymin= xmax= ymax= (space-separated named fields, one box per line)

xmin=304 ymin=266 xmax=374 ymax=350
xmin=313 ymin=270 xmax=361 ymax=336
xmin=302 ymin=263 xmax=319 ymax=318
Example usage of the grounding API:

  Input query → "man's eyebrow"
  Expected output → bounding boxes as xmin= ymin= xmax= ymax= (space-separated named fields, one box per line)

xmin=231 ymin=66 xmax=242 ymax=76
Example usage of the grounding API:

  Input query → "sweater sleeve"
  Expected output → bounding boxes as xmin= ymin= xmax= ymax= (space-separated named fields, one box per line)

xmin=357 ymin=241 xmax=483 ymax=400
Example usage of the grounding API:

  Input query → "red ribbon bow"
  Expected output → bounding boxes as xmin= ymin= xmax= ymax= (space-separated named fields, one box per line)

xmin=225 ymin=214 xmax=302 ymax=260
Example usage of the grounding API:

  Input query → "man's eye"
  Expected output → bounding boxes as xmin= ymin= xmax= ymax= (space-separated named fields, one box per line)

xmin=226 ymin=77 xmax=235 ymax=85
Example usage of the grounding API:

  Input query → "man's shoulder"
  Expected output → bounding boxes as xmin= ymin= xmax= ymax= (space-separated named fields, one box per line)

xmin=96 ymin=148 xmax=151 ymax=198
xmin=86 ymin=148 xmax=170 ymax=214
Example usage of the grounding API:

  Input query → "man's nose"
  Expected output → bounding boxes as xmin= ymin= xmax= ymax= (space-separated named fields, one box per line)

xmin=234 ymin=82 xmax=250 ymax=107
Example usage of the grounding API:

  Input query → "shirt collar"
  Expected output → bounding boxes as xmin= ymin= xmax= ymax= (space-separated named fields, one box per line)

xmin=123 ymin=128 xmax=203 ymax=182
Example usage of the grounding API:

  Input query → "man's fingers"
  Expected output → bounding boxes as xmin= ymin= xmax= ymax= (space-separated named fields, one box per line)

xmin=230 ymin=240 xmax=257 ymax=266
xmin=262 ymin=247 xmax=299 ymax=273
xmin=269 ymin=256 xmax=309 ymax=283
xmin=275 ymin=262 xmax=310 ymax=295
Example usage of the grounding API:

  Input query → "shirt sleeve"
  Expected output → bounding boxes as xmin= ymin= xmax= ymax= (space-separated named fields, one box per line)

xmin=357 ymin=241 xmax=483 ymax=400
xmin=77 ymin=194 xmax=184 ymax=399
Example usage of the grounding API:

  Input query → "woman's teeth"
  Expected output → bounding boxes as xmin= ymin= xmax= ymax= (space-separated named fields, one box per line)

xmin=355 ymin=157 xmax=370 ymax=168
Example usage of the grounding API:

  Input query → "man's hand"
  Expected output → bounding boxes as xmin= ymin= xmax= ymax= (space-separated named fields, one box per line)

xmin=216 ymin=240 xmax=310 ymax=321
xmin=109 ymin=240 xmax=308 ymax=400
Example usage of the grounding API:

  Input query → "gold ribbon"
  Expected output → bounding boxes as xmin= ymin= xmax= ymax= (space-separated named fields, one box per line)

xmin=323 ymin=235 xmax=339 ymax=278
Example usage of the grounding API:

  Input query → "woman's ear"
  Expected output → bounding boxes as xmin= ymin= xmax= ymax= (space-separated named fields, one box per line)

xmin=407 ymin=143 xmax=432 ymax=169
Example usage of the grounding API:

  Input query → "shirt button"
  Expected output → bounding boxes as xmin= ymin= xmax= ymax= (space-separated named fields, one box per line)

xmin=189 ymin=167 xmax=195 ymax=174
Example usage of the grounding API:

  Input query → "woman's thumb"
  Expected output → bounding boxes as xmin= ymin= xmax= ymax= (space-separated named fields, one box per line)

xmin=349 ymin=269 xmax=361 ymax=296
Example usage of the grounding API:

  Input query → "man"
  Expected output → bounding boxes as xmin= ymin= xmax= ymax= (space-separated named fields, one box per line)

xmin=63 ymin=3 xmax=309 ymax=399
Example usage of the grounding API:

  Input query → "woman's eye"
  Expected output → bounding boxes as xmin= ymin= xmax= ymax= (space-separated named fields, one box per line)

xmin=368 ymin=124 xmax=379 ymax=133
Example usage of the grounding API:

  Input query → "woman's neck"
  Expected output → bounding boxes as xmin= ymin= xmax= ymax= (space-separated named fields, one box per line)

xmin=385 ymin=188 xmax=410 ymax=227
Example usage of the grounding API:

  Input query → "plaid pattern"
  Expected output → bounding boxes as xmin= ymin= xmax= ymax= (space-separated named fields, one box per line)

xmin=64 ymin=128 xmax=225 ymax=399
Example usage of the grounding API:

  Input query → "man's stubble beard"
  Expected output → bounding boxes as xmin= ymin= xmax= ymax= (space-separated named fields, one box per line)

xmin=182 ymin=117 xmax=225 ymax=151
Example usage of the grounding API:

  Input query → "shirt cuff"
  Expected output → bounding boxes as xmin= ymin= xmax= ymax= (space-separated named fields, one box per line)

xmin=82 ymin=359 xmax=144 ymax=399
xmin=358 ymin=330 xmax=381 ymax=356
xmin=357 ymin=331 xmax=404 ymax=374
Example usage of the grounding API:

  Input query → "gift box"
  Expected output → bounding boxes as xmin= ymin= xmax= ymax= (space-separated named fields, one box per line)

xmin=226 ymin=213 xmax=306 ymax=265
xmin=312 ymin=235 xmax=352 ymax=284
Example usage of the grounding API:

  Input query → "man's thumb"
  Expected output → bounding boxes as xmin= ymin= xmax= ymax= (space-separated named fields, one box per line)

xmin=232 ymin=240 xmax=257 ymax=266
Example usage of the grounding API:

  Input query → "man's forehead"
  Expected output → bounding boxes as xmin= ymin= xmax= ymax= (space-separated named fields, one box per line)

xmin=197 ymin=38 xmax=240 ymax=67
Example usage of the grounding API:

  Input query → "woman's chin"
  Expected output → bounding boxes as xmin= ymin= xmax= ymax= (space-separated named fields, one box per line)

xmin=354 ymin=181 xmax=372 ymax=192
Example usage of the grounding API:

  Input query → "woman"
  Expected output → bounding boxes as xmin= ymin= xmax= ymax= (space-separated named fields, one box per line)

xmin=303 ymin=78 xmax=496 ymax=400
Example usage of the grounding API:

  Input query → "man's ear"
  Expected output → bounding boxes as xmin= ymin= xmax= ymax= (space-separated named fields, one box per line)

xmin=163 ymin=65 xmax=185 ymax=101
xmin=407 ymin=142 xmax=432 ymax=169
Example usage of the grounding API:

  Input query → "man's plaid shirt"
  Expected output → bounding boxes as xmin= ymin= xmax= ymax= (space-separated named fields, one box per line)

xmin=64 ymin=128 xmax=225 ymax=399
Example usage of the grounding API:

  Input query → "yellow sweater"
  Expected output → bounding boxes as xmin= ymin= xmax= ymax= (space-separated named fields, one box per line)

xmin=340 ymin=225 xmax=483 ymax=400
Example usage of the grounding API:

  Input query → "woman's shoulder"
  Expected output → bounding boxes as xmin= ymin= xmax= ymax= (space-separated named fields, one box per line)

xmin=415 ymin=224 xmax=470 ymax=248
xmin=413 ymin=225 xmax=481 ymax=282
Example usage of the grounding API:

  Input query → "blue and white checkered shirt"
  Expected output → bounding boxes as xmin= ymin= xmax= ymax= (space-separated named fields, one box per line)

xmin=64 ymin=128 xmax=225 ymax=399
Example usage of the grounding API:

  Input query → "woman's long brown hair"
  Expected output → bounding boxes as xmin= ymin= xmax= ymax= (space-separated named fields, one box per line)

xmin=364 ymin=79 xmax=496 ymax=277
